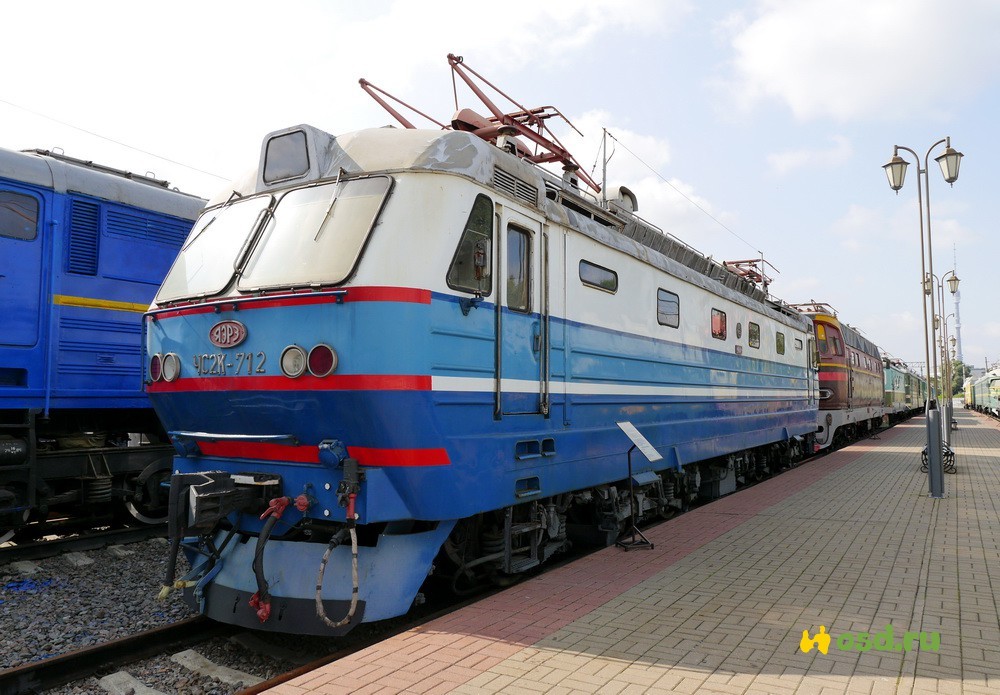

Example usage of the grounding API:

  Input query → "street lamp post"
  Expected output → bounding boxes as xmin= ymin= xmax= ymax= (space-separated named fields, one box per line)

xmin=928 ymin=271 xmax=960 ymax=444
xmin=883 ymin=138 xmax=963 ymax=499
xmin=939 ymin=310 xmax=955 ymax=443
xmin=945 ymin=273 xmax=961 ymax=423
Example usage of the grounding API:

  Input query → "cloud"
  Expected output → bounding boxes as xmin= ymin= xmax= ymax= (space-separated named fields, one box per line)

xmin=829 ymin=203 xmax=887 ymax=251
xmin=720 ymin=0 xmax=1000 ymax=121
xmin=334 ymin=1 xmax=692 ymax=111
xmin=767 ymin=135 xmax=852 ymax=175
xmin=550 ymin=110 xmax=757 ymax=259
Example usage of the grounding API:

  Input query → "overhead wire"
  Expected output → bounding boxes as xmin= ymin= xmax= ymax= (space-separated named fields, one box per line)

xmin=602 ymin=130 xmax=762 ymax=258
xmin=0 ymin=97 xmax=228 ymax=181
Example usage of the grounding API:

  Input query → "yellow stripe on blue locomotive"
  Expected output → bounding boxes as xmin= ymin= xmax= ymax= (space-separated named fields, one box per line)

xmin=52 ymin=294 xmax=149 ymax=313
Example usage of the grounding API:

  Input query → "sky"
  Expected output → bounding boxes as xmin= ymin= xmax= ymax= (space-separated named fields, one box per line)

xmin=1 ymin=0 xmax=996 ymax=377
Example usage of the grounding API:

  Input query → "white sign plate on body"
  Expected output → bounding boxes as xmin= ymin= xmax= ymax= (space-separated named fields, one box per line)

xmin=616 ymin=421 xmax=663 ymax=462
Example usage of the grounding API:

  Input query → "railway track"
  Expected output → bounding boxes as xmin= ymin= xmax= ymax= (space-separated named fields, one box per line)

xmin=0 ymin=616 xmax=226 ymax=695
xmin=0 ymin=585 xmax=502 ymax=694
xmin=0 ymin=524 xmax=166 ymax=565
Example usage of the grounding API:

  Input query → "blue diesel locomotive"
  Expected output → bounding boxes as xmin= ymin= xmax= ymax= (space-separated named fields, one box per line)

xmin=0 ymin=147 xmax=204 ymax=541
xmin=152 ymin=57 xmax=825 ymax=635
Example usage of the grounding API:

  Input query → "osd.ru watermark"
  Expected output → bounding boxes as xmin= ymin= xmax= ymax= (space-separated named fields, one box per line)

xmin=800 ymin=624 xmax=940 ymax=654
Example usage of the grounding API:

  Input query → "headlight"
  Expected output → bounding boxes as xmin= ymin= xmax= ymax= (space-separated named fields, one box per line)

xmin=280 ymin=345 xmax=307 ymax=378
xmin=162 ymin=353 xmax=181 ymax=382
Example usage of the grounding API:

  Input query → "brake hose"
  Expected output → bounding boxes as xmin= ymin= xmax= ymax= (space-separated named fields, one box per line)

xmin=316 ymin=492 xmax=359 ymax=628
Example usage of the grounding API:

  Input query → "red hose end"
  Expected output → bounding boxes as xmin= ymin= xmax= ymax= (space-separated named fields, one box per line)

xmin=256 ymin=601 xmax=272 ymax=623
xmin=260 ymin=496 xmax=292 ymax=520
xmin=249 ymin=592 xmax=271 ymax=622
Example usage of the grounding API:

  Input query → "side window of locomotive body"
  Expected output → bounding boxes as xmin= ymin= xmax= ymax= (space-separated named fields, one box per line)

xmin=580 ymin=260 xmax=618 ymax=293
xmin=711 ymin=308 xmax=727 ymax=340
xmin=156 ymin=194 xmax=273 ymax=303
xmin=0 ymin=190 xmax=39 ymax=240
xmin=446 ymin=194 xmax=493 ymax=296
xmin=238 ymin=176 xmax=392 ymax=291
xmin=506 ymin=226 xmax=531 ymax=313
xmin=748 ymin=322 xmax=761 ymax=349
xmin=776 ymin=331 xmax=786 ymax=355
xmin=657 ymin=289 xmax=680 ymax=328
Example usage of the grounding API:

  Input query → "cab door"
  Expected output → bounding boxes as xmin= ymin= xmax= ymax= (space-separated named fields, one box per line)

xmin=497 ymin=208 xmax=548 ymax=415
xmin=0 ymin=187 xmax=44 ymax=347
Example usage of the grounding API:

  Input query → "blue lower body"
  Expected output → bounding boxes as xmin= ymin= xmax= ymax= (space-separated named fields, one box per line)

xmin=181 ymin=520 xmax=456 ymax=635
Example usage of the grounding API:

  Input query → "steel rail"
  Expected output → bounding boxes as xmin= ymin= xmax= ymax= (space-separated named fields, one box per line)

xmin=0 ymin=524 xmax=167 ymax=565
xmin=0 ymin=616 xmax=231 ymax=695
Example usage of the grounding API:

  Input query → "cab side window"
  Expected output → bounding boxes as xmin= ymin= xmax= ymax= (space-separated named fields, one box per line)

xmin=446 ymin=194 xmax=493 ymax=296
xmin=0 ymin=190 xmax=39 ymax=240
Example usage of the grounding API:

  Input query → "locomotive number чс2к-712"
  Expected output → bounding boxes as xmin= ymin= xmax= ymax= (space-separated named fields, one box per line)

xmin=193 ymin=351 xmax=267 ymax=376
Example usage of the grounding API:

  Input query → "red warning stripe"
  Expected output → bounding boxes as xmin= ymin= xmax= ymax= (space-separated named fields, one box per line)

xmin=194 ymin=440 xmax=450 ymax=466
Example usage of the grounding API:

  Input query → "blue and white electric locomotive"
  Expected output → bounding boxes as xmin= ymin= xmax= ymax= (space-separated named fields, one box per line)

xmin=0 ymin=147 xmax=204 ymax=541
xmin=152 ymin=56 xmax=818 ymax=635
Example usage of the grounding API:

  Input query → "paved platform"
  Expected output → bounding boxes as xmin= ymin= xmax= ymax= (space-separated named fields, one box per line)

xmin=267 ymin=406 xmax=1000 ymax=695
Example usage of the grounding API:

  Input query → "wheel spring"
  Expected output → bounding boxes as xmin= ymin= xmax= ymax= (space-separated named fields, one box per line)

xmin=83 ymin=476 xmax=113 ymax=505
xmin=481 ymin=529 xmax=505 ymax=555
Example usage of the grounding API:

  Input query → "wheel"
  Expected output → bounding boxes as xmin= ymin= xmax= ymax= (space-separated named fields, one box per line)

xmin=123 ymin=459 xmax=173 ymax=524
xmin=0 ymin=507 xmax=30 ymax=544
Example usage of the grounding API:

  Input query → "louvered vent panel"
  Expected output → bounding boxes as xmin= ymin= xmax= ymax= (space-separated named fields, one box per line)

xmin=514 ymin=180 xmax=538 ymax=206
xmin=493 ymin=168 xmax=538 ymax=206
xmin=68 ymin=201 xmax=100 ymax=275
xmin=107 ymin=210 xmax=189 ymax=245
xmin=494 ymin=168 xmax=517 ymax=197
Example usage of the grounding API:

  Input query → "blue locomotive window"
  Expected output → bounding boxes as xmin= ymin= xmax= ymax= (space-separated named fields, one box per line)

xmin=0 ymin=190 xmax=38 ymax=240
xmin=711 ymin=308 xmax=727 ymax=340
xmin=263 ymin=130 xmax=310 ymax=183
xmin=748 ymin=322 xmax=760 ymax=348
xmin=776 ymin=332 xmax=786 ymax=355
xmin=657 ymin=288 xmax=679 ymax=328
xmin=239 ymin=176 xmax=392 ymax=291
xmin=447 ymin=194 xmax=493 ymax=296
xmin=507 ymin=226 xmax=531 ymax=313
xmin=579 ymin=260 xmax=617 ymax=293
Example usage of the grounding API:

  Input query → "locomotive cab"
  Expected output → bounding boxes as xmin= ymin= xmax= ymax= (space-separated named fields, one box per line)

xmin=815 ymin=321 xmax=846 ymax=406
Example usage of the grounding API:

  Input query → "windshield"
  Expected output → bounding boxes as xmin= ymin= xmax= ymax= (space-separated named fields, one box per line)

xmin=237 ymin=176 xmax=391 ymax=291
xmin=155 ymin=195 xmax=272 ymax=303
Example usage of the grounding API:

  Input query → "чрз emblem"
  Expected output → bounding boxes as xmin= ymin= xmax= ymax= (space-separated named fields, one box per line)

xmin=209 ymin=320 xmax=247 ymax=348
